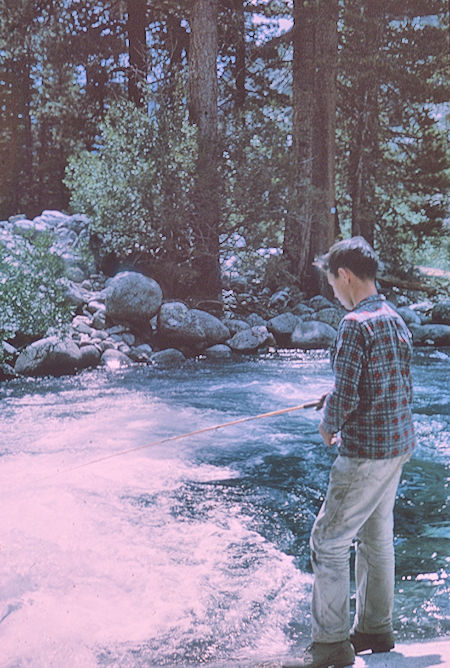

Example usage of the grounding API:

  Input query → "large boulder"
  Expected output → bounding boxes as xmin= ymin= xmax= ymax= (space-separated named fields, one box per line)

xmin=105 ymin=271 xmax=162 ymax=327
xmin=204 ymin=344 xmax=232 ymax=360
xmin=228 ymin=325 xmax=271 ymax=352
xmin=396 ymin=306 xmax=422 ymax=326
xmin=432 ymin=299 xmax=450 ymax=326
xmin=291 ymin=320 xmax=336 ymax=349
xmin=190 ymin=309 xmax=230 ymax=345
xmin=267 ymin=312 xmax=299 ymax=346
xmin=157 ymin=302 xmax=206 ymax=348
xmin=314 ymin=307 xmax=343 ymax=330
xmin=14 ymin=336 xmax=82 ymax=376
xmin=100 ymin=348 xmax=133 ymax=368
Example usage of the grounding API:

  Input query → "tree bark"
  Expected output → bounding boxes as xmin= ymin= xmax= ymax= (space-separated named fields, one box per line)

xmin=188 ymin=0 xmax=221 ymax=297
xmin=283 ymin=0 xmax=338 ymax=296
xmin=127 ymin=0 xmax=147 ymax=107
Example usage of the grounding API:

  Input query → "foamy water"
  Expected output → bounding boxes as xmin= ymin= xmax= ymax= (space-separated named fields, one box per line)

xmin=1 ymin=351 xmax=448 ymax=666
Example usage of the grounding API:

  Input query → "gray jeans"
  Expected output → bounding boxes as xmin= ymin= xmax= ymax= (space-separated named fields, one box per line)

xmin=310 ymin=453 xmax=410 ymax=643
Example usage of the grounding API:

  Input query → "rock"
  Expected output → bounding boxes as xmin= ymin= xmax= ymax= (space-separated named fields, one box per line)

xmin=432 ymin=299 xmax=450 ymax=326
xmin=86 ymin=300 xmax=105 ymax=315
xmin=267 ymin=312 xmax=299 ymax=346
xmin=121 ymin=332 xmax=136 ymax=346
xmin=14 ymin=336 xmax=82 ymax=377
xmin=0 ymin=362 xmax=17 ymax=380
xmin=228 ymin=325 xmax=271 ymax=352
xmin=63 ymin=280 xmax=91 ymax=308
xmin=105 ymin=271 xmax=163 ymax=327
xmin=151 ymin=348 xmax=186 ymax=368
xmin=225 ymin=319 xmax=250 ymax=335
xmin=157 ymin=302 xmax=206 ymax=348
xmin=246 ymin=312 xmax=267 ymax=327
xmin=128 ymin=344 xmax=153 ymax=362
xmin=13 ymin=219 xmax=34 ymax=235
xmin=78 ymin=345 xmax=101 ymax=369
xmin=100 ymin=348 xmax=133 ymax=368
xmin=204 ymin=344 xmax=232 ymax=360
xmin=315 ymin=307 xmax=343 ymax=330
xmin=292 ymin=303 xmax=315 ymax=317
xmin=65 ymin=265 xmax=86 ymax=283
xmin=291 ymin=320 xmax=336 ymax=349
xmin=268 ymin=288 xmax=290 ymax=310
xmin=190 ymin=309 xmax=230 ymax=345
xmin=396 ymin=306 xmax=422 ymax=326
xmin=92 ymin=309 xmax=107 ymax=330
xmin=307 ymin=295 xmax=335 ymax=311
xmin=409 ymin=324 xmax=450 ymax=346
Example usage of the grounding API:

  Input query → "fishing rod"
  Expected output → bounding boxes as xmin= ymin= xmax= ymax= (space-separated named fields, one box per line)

xmin=43 ymin=394 xmax=327 ymax=481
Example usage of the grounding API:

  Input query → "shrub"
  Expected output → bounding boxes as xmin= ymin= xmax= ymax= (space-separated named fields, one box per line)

xmin=64 ymin=97 xmax=198 ymax=267
xmin=0 ymin=231 xmax=72 ymax=358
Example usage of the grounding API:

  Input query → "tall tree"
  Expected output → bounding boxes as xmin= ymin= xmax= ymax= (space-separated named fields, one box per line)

xmin=283 ymin=0 xmax=338 ymax=294
xmin=127 ymin=0 xmax=147 ymax=107
xmin=188 ymin=0 xmax=221 ymax=297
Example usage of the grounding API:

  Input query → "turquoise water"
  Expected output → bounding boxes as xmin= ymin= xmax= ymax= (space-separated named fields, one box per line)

xmin=0 ymin=349 xmax=448 ymax=666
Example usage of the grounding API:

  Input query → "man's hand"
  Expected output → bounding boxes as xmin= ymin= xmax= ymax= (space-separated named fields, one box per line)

xmin=319 ymin=422 xmax=337 ymax=447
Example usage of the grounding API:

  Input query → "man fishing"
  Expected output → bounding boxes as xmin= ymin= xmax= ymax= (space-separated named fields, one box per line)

xmin=283 ymin=237 xmax=416 ymax=668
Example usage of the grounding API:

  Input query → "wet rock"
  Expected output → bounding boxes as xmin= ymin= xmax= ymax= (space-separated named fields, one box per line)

xmin=228 ymin=325 xmax=271 ymax=353
xmin=14 ymin=336 xmax=82 ymax=377
xmin=105 ymin=271 xmax=163 ymax=327
xmin=100 ymin=348 xmax=132 ymax=368
xmin=78 ymin=345 xmax=102 ymax=369
xmin=151 ymin=348 xmax=186 ymax=368
xmin=291 ymin=320 xmax=336 ymax=349
xmin=204 ymin=344 xmax=232 ymax=360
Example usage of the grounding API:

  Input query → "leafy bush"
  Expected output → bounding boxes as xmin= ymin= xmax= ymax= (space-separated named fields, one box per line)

xmin=0 ymin=231 xmax=72 ymax=357
xmin=64 ymin=97 xmax=198 ymax=266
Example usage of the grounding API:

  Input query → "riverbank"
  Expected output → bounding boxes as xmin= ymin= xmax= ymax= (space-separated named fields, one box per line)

xmin=1 ymin=210 xmax=450 ymax=380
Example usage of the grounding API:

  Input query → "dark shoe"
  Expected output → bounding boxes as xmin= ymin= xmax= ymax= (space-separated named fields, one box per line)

xmin=349 ymin=629 xmax=395 ymax=654
xmin=282 ymin=640 xmax=355 ymax=667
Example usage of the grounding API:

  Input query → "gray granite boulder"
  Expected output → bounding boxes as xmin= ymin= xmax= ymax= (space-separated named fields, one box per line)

xmin=291 ymin=320 xmax=336 ymax=349
xmin=267 ymin=312 xmax=299 ymax=346
xmin=15 ymin=336 xmax=82 ymax=376
xmin=308 ymin=296 xmax=335 ymax=311
xmin=228 ymin=325 xmax=271 ymax=352
xmin=204 ymin=344 xmax=232 ymax=360
xmin=78 ymin=345 xmax=102 ymax=369
xmin=246 ymin=312 xmax=267 ymax=327
xmin=190 ymin=309 xmax=230 ymax=345
xmin=105 ymin=271 xmax=162 ymax=326
xmin=151 ymin=348 xmax=186 ymax=367
xmin=225 ymin=319 xmax=250 ymax=335
xmin=157 ymin=302 xmax=206 ymax=348
xmin=292 ymin=303 xmax=315 ymax=317
xmin=315 ymin=307 xmax=343 ymax=330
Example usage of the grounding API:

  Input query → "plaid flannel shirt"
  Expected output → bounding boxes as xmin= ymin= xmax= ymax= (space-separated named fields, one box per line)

xmin=322 ymin=294 xmax=416 ymax=459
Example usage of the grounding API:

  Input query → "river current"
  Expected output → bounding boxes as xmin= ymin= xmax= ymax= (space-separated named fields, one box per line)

xmin=0 ymin=349 xmax=448 ymax=667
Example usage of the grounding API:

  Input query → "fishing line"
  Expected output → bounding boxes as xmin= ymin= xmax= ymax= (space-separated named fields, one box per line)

xmin=33 ymin=395 xmax=327 ymax=484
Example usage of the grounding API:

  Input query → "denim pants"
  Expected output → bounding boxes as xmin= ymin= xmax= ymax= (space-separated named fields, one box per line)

xmin=310 ymin=453 xmax=410 ymax=643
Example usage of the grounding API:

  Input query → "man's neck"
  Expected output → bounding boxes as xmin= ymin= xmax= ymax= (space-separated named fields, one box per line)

xmin=349 ymin=279 xmax=378 ymax=309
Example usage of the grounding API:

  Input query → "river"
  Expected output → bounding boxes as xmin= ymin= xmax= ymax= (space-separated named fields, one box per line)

xmin=0 ymin=349 xmax=448 ymax=667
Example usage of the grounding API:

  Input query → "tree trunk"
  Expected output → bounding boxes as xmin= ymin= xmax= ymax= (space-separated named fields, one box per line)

xmin=188 ymin=0 xmax=221 ymax=297
xmin=233 ymin=0 xmax=246 ymax=116
xmin=283 ymin=0 xmax=338 ymax=296
xmin=127 ymin=0 xmax=147 ymax=107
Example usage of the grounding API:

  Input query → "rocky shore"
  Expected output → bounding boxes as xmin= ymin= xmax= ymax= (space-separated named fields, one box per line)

xmin=1 ymin=210 xmax=449 ymax=380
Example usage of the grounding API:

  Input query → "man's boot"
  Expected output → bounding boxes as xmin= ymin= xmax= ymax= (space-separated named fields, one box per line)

xmin=282 ymin=640 xmax=355 ymax=667
xmin=349 ymin=629 xmax=395 ymax=654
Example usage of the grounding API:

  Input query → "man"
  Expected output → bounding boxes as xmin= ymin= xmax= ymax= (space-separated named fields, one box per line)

xmin=283 ymin=237 xmax=415 ymax=668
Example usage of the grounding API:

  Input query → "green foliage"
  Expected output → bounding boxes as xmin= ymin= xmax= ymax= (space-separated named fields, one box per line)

xmin=0 ymin=232 xmax=73 ymax=352
xmin=65 ymin=96 xmax=198 ymax=263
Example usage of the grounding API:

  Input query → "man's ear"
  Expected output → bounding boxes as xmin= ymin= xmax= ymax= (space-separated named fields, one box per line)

xmin=337 ymin=267 xmax=351 ymax=283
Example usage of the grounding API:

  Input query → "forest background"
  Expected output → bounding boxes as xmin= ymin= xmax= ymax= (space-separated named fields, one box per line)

xmin=0 ymin=0 xmax=449 ymax=302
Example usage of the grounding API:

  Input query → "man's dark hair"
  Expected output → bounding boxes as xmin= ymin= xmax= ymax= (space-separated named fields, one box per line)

xmin=315 ymin=236 xmax=379 ymax=280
